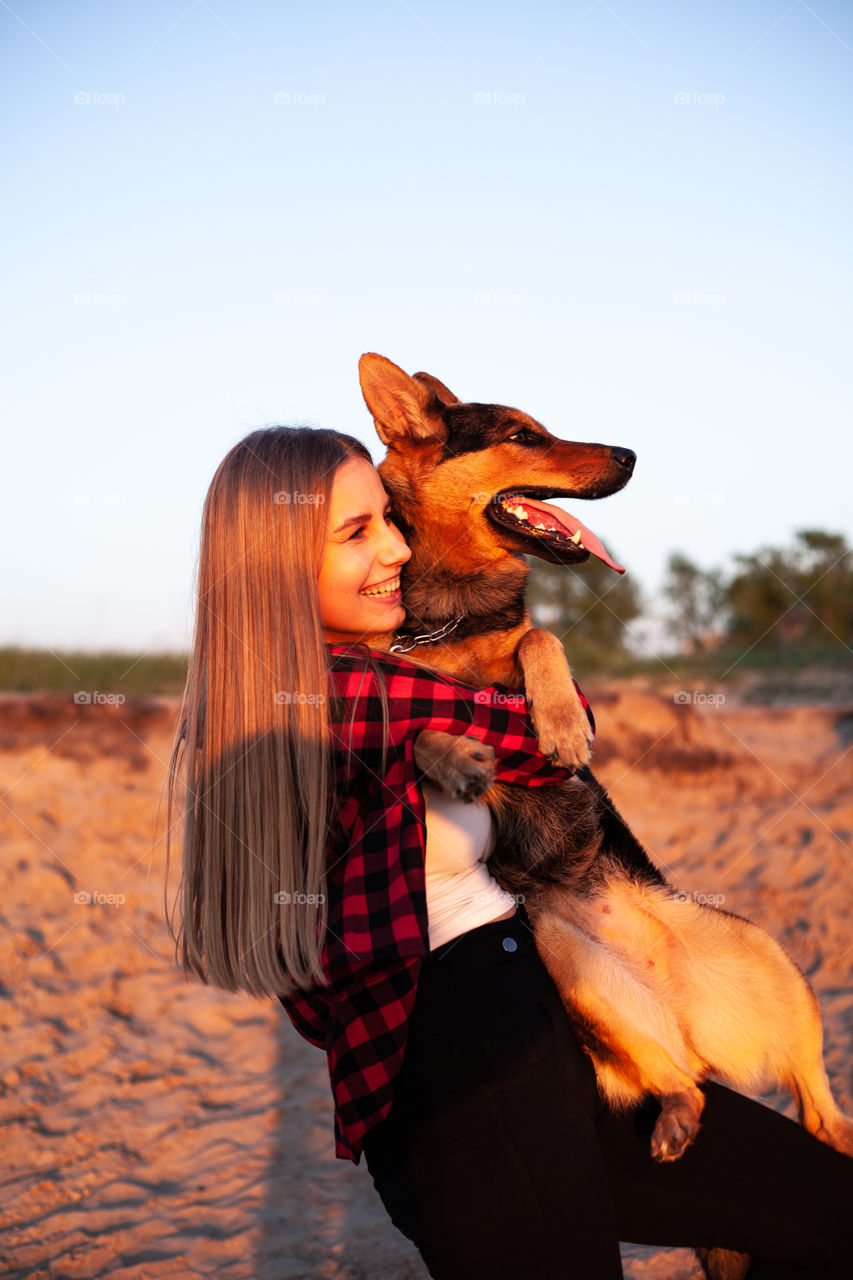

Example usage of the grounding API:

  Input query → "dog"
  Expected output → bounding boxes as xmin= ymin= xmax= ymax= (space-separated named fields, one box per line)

xmin=358 ymin=352 xmax=853 ymax=1280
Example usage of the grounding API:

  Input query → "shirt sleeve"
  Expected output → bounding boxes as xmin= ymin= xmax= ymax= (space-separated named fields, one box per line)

xmin=280 ymin=987 xmax=330 ymax=1050
xmin=326 ymin=645 xmax=586 ymax=787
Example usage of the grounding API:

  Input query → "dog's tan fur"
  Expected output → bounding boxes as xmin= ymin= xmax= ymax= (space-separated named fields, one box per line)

xmin=535 ymin=877 xmax=850 ymax=1151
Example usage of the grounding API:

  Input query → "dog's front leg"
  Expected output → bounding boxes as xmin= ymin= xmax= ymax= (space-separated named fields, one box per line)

xmin=413 ymin=729 xmax=496 ymax=801
xmin=517 ymin=629 xmax=592 ymax=770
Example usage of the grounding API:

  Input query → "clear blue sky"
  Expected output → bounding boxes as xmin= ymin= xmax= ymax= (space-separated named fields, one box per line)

xmin=3 ymin=0 xmax=851 ymax=651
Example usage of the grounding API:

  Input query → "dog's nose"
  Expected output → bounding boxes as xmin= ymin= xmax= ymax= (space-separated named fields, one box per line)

xmin=612 ymin=447 xmax=636 ymax=474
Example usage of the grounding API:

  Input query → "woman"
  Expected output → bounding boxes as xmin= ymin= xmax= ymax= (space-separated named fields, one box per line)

xmin=166 ymin=425 xmax=853 ymax=1280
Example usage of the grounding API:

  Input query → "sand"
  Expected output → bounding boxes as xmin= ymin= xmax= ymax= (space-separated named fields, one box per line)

xmin=0 ymin=684 xmax=851 ymax=1278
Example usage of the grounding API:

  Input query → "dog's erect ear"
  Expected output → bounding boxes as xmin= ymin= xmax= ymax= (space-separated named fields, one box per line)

xmin=412 ymin=372 xmax=459 ymax=406
xmin=359 ymin=353 xmax=449 ymax=447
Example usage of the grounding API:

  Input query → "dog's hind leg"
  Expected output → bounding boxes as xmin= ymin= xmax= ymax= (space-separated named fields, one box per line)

xmin=535 ymin=898 xmax=754 ymax=1276
xmin=531 ymin=899 xmax=708 ymax=1161
xmin=649 ymin=1088 xmax=709 ymax=1163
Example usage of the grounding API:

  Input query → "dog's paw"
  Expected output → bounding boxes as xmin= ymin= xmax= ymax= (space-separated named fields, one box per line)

xmin=414 ymin=730 xmax=496 ymax=801
xmin=529 ymin=699 xmax=592 ymax=771
xmin=651 ymin=1097 xmax=703 ymax=1162
xmin=446 ymin=738 xmax=497 ymax=800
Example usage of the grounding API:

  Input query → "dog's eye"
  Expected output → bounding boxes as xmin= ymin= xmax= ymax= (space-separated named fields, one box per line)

xmin=508 ymin=429 xmax=536 ymax=445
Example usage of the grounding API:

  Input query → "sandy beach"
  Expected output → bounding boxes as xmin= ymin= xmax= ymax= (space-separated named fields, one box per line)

xmin=1 ymin=682 xmax=851 ymax=1279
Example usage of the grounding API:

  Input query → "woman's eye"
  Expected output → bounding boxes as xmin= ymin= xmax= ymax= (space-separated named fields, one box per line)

xmin=347 ymin=509 xmax=395 ymax=540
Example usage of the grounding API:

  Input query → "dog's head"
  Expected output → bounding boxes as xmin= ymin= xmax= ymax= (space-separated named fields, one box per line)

xmin=358 ymin=352 xmax=634 ymax=573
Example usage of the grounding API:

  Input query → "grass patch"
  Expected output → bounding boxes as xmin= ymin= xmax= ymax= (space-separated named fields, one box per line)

xmin=0 ymin=647 xmax=188 ymax=696
xmin=3 ymin=644 xmax=851 ymax=700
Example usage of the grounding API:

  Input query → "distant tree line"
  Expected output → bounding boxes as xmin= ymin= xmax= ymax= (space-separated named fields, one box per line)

xmin=526 ymin=529 xmax=853 ymax=669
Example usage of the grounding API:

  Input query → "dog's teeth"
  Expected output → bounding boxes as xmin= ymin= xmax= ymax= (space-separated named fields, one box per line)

xmin=502 ymin=498 xmax=580 ymax=543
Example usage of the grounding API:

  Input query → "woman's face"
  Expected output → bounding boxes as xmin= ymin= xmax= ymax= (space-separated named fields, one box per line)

xmin=318 ymin=456 xmax=412 ymax=645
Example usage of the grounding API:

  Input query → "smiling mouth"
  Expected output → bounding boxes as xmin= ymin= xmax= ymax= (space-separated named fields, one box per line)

xmin=360 ymin=575 xmax=402 ymax=599
xmin=489 ymin=491 xmax=624 ymax=573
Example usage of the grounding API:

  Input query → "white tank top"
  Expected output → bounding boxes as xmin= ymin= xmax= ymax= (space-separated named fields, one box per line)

xmin=421 ymin=779 xmax=517 ymax=949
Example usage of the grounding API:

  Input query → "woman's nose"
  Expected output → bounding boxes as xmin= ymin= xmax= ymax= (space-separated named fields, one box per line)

xmin=381 ymin=525 xmax=411 ymax=564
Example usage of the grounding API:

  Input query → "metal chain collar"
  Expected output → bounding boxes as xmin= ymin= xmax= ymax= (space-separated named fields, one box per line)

xmin=388 ymin=612 xmax=466 ymax=653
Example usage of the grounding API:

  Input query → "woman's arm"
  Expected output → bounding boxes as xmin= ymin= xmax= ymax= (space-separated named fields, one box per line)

xmin=326 ymin=646 xmax=587 ymax=787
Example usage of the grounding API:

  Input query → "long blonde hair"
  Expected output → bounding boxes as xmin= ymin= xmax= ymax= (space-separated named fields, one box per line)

xmin=165 ymin=426 xmax=389 ymax=999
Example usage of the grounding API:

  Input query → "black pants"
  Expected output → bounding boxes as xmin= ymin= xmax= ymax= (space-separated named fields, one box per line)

xmin=362 ymin=908 xmax=853 ymax=1279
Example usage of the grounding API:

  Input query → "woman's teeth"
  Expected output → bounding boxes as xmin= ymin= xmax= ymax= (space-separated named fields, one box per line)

xmin=360 ymin=577 xmax=401 ymax=599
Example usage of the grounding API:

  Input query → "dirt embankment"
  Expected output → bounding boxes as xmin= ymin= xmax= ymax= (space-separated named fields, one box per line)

xmin=1 ymin=687 xmax=851 ymax=1279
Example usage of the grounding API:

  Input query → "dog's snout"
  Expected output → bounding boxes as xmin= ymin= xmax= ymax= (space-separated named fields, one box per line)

xmin=612 ymin=447 xmax=636 ymax=475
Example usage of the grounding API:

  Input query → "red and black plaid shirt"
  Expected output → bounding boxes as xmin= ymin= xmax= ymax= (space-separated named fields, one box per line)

xmin=279 ymin=643 xmax=592 ymax=1163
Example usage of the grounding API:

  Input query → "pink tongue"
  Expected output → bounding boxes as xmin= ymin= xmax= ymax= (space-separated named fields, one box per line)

xmin=515 ymin=498 xmax=625 ymax=574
